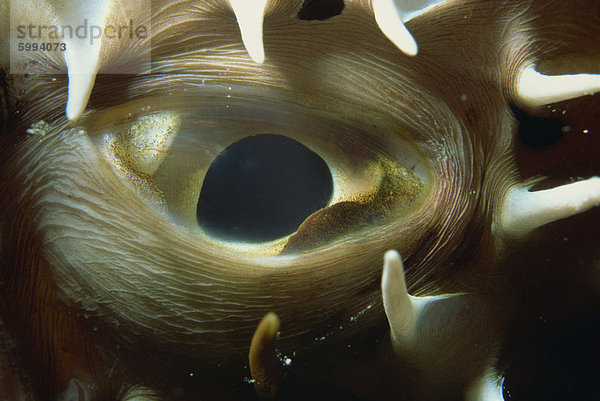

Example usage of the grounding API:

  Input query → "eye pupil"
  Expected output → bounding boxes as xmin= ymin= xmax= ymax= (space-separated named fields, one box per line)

xmin=197 ymin=134 xmax=333 ymax=243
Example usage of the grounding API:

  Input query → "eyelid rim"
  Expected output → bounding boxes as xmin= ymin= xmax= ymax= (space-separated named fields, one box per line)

xmin=85 ymin=89 xmax=434 ymax=258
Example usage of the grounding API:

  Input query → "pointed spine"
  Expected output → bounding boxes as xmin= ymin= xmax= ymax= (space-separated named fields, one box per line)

xmin=372 ymin=0 xmax=418 ymax=56
xmin=249 ymin=312 xmax=281 ymax=401
xmin=517 ymin=64 xmax=600 ymax=108
xmin=382 ymin=250 xmax=417 ymax=343
xmin=62 ymin=0 xmax=111 ymax=121
xmin=228 ymin=0 xmax=269 ymax=63
xmin=499 ymin=177 xmax=600 ymax=236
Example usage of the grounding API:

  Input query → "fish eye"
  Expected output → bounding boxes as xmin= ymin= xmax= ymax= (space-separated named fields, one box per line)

xmin=85 ymin=89 xmax=430 ymax=255
xmin=1 ymin=1 xmax=599 ymax=401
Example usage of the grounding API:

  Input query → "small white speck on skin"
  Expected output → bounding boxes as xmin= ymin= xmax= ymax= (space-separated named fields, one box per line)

xmin=460 ymin=94 xmax=467 ymax=101
xmin=26 ymin=120 xmax=51 ymax=136
xmin=583 ymin=129 xmax=589 ymax=134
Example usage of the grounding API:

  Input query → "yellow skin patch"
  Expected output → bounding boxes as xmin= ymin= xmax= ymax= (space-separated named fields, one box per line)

xmin=283 ymin=158 xmax=424 ymax=253
xmin=112 ymin=111 xmax=182 ymax=177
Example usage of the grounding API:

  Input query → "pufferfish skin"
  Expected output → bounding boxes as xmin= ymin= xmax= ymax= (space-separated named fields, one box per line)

xmin=0 ymin=0 xmax=599 ymax=400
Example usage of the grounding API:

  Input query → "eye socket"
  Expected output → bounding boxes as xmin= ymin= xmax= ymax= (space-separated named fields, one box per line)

xmin=87 ymin=88 xmax=431 ymax=255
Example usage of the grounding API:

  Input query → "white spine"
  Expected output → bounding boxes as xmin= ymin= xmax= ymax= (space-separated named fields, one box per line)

xmin=371 ymin=0 xmax=449 ymax=56
xmin=228 ymin=0 xmax=269 ymax=64
xmin=62 ymin=0 xmax=111 ymax=121
xmin=500 ymin=177 xmax=600 ymax=236
xmin=372 ymin=0 xmax=418 ymax=56
xmin=517 ymin=65 xmax=600 ymax=108
xmin=382 ymin=250 xmax=449 ymax=347
xmin=382 ymin=250 xmax=417 ymax=343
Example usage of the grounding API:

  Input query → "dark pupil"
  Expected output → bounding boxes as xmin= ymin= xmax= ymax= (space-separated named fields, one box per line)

xmin=197 ymin=134 xmax=333 ymax=243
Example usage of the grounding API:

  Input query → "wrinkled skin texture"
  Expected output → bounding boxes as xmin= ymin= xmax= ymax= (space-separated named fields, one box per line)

xmin=0 ymin=0 xmax=599 ymax=400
